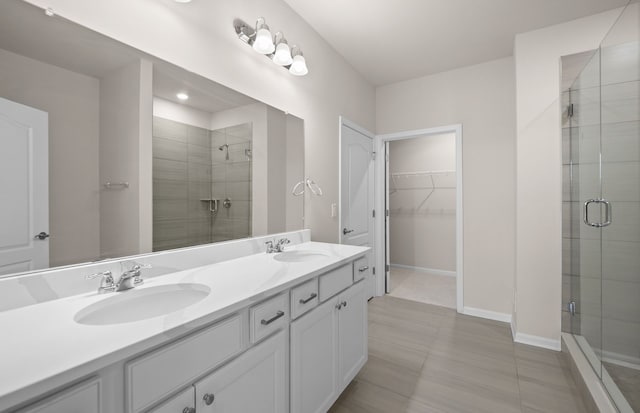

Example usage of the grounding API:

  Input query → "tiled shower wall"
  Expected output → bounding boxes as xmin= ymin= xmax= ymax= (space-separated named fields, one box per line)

xmin=152 ymin=117 xmax=252 ymax=251
xmin=562 ymin=40 xmax=640 ymax=366
xmin=210 ymin=124 xmax=252 ymax=243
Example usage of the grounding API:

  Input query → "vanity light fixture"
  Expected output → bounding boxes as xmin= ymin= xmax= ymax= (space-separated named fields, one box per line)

xmin=252 ymin=17 xmax=275 ymax=54
xmin=176 ymin=92 xmax=189 ymax=101
xmin=272 ymin=32 xmax=293 ymax=66
xmin=234 ymin=17 xmax=308 ymax=76
xmin=289 ymin=46 xmax=308 ymax=76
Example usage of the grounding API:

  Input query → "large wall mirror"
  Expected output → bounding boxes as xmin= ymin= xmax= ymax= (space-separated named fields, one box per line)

xmin=0 ymin=0 xmax=305 ymax=278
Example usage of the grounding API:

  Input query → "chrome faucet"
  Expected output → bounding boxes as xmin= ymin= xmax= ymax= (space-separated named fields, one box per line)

xmin=275 ymin=238 xmax=290 ymax=252
xmin=86 ymin=270 xmax=116 ymax=294
xmin=266 ymin=238 xmax=291 ymax=253
xmin=116 ymin=261 xmax=151 ymax=292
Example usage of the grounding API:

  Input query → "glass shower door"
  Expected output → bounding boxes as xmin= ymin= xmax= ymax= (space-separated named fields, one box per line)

xmin=567 ymin=47 xmax=604 ymax=378
xmin=599 ymin=2 xmax=640 ymax=410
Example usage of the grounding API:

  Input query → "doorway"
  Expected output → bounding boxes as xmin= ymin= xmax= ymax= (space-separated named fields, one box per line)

xmin=376 ymin=125 xmax=463 ymax=312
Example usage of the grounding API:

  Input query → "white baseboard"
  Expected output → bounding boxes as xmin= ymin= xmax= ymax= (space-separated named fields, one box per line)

xmin=463 ymin=306 xmax=512 ymax=323
xmin=514 ymin=332 xmax=561 ymax=351
xmin=390 ymin=264 xmax=456 ymax=278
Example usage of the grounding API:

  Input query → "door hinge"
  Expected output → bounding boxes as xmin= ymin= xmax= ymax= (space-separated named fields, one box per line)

xmin=567 ymin=103 xmax=574 ymax=118
xmin=386 ymin=264 xmax=390 ymax=272
xmin=372 ymin=151 xmax=376 ymax=160
xmin=385 ymin=209 xmax=389 ymax=217
xmin=568 ymin=301 xmax=576 ymax=316
xmin=372 ymin=209 xmax=375 ymax=218
xmin=372 ymin=266 xmax=375 ymax=275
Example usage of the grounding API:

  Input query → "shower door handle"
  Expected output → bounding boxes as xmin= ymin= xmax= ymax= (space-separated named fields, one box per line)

xmin=583 ymin=199 xmax=612 ymax=228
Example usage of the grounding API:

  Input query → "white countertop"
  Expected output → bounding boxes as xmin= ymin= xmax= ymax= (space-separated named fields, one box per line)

xmin=0 ymin=241 xmax=368 ymax=411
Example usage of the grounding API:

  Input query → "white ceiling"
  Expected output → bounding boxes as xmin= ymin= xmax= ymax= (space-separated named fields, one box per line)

xmin=284 ymin=0 xmax=629 ymax=86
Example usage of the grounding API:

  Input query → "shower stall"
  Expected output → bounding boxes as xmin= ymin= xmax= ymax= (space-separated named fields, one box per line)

xmin=561 ymin=1 xmax=639 ymax=411
xmin=152 ymin=118 xmax=252 ymax=251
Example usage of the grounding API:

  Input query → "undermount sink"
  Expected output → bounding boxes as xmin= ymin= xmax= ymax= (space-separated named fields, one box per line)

xmin=75 ymin=283 xmax=210 ymax=325
xmin=273 ymin=250 xmax=330 ymax=263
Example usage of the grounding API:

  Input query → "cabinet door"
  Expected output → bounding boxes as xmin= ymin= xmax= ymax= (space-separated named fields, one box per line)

xmin=194 ymin=330 xmax=287 ymax=413
xmin=147 ymin=387 xmax=194 ymax=413
xmin=290 ymin=297 xmax=339 ymax=413
xmin=337 ymin=281 xmax=367 ymax=392
xmin=19 ymin=378 xmax=100 ymax=413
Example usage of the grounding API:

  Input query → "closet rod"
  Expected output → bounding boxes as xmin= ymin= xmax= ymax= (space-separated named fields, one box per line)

xmin=391 ymin=169 xmax=455 ymax=177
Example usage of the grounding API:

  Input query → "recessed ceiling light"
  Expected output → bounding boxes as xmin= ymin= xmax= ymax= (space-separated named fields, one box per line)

xmin=44 ymin=8 xmax=55 ymax=16
xmin=174 ymin=0 xmax=192 ymax=3
xmin=176 ymin=92 xmax=189 ymax=101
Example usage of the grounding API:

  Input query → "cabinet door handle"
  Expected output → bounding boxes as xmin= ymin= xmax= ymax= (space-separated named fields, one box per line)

xmin=299 ymin=293 xmax=317 ymax=304
xmin=342 ymin=300 xmax=347 ymax=308
xmin=261 ymin=310 xmax=285 ymax=325
xmin=336 ymin=302 xmax=343 ymax=310
xmin=343 ymin=228 xmax=354 ymax=235
xmin=358 ymin=266 xmax=369 ymax=272
xmin=183 ymin=408 xmax=196 ymax=413
xmin=203 ymin=393 xmax=215 ymax=405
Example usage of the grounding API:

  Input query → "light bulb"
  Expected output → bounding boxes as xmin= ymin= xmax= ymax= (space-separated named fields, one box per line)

xmin=289 ymin=52 xmax=308 ymax=76
xmin=176 ymin=92 xmax=189 ymax=101
xmin=273 ymin=41 xmax=293 ymax=66
xmin=252 ymin=18 xmax=275 ymax=54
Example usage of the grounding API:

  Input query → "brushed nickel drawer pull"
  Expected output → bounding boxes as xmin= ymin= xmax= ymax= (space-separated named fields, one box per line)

xmin=299 ymin=293 xmax=317 ymax=304
xmin=358 ymin=266 xmax=369 ymax=272
xmin=261 ymin=310 xmax=285 ymax=325
xmin=203 ymin=393 xmax=215 ymax=405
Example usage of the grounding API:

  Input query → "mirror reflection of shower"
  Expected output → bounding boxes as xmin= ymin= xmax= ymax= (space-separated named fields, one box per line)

xmin=152 ymin=118 xmax=253 ymax=251
xmin=218 ymin=144 xmax=229 ymax=160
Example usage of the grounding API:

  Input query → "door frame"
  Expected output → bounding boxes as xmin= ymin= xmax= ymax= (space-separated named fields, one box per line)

xmin=374 ymin=124 xmax=463 ymax=312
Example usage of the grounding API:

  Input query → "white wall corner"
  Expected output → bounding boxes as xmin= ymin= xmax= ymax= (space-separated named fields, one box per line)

xmin=514 ymin=332 xmax=561 ymax=351
xmin=463 ymin=306 xmax=512 ymax=324
xmin=510 ymin=317 xmax=517 ymax=340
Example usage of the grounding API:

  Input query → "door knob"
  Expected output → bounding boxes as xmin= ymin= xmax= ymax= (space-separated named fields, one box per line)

xmin=203 ymin=393 xmax=215 ymax=405
xmin=343 ymin=228 xmax=354 ymax=235
xmin=34 ymin=232 xmax=50 ymax=240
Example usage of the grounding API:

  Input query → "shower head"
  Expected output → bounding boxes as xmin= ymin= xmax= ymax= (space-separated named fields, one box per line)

xmin=218 ymin=144 xmax=230 ymax=160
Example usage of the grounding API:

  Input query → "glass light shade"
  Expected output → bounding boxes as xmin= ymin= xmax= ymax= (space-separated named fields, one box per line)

xmin=289 ymin=54 xmax=308 ymax=76
xmin=273 ymin=42 xmax=293 ymax=66
xmin=253 ymin=27 xmax=275 ymax=54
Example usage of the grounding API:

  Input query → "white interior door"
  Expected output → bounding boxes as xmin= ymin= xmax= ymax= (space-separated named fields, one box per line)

xmin=0 ymin=97 xmax=48 ymax=276
xmin=340 ymin=119 xmax=374 ymax=298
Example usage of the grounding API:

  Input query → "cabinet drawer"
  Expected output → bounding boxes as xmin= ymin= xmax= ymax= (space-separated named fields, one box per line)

xmin=126 ymin=314 xmax=244 ymax=413
xmin=147 ymin=387 xmax=194 ymax=413
xmin=319 ymin=264 xmax=353 ymax=301
xmin=353 ymin=256 xmax=369 ymax=282
xmin=249 ymin=293 xmax=288 ymax=344
xmin=19 ymin=377 xmax=101 ymax=413
xmin=291 ymin=278 xmax=319 ymax=319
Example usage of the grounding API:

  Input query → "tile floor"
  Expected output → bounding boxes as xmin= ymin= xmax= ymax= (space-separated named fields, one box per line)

xmin=329 ymin=295 xmax=587 ymax=413
xmin=388 ymin=266 xmax=456 ymax=309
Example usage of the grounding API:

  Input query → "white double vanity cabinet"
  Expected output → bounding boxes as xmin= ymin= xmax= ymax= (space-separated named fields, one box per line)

xmin=0 ymin=232 xmax=369 ymax=413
